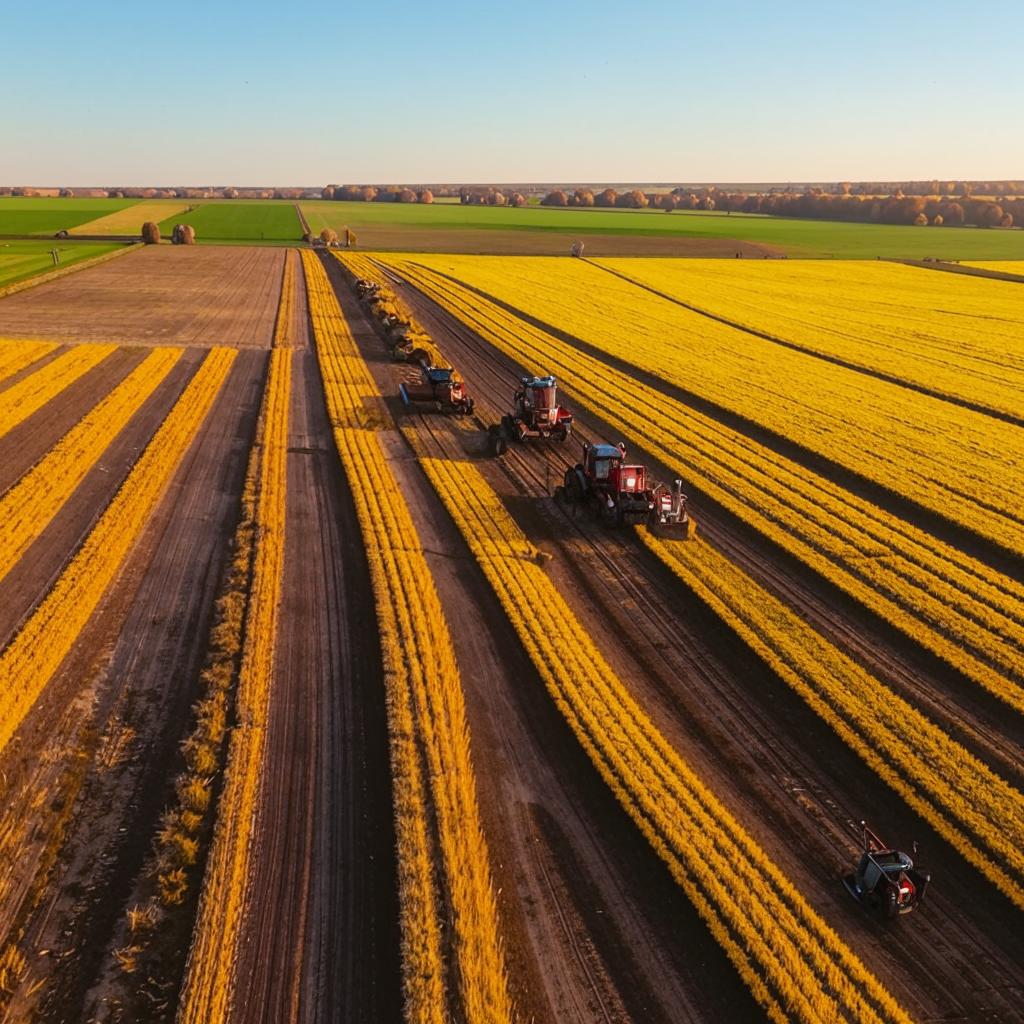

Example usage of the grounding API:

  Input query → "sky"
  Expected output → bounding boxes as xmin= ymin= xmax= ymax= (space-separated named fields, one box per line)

xmin=2 ymin=0 xmax=1021 ymax=185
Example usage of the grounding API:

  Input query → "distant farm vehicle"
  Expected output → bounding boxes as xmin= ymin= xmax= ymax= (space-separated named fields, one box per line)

xmin=489 ymin=375 xmax=573 ymax=455
xmin=843 ymin=821 xmax=930 ymax=918
xmin=399 ymin=365 xmax=475 ymax=416
xmin=555 ymin=440 xmax=690 ymax=534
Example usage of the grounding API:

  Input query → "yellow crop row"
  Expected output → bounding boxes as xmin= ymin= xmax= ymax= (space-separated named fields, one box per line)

xmin=273 ymin=251 xmax=295 ymax=348
xmin=598 ymin=258 xmax=1024 ymax=421
xmin=302 ymin=250 xmax=511 ymax=1024
xmin=0 ymin=347 xmax=236 ymax=757
xmin=384 ymin=260 xmax=1024 ymax=716
xmin=642 ymin=530 xmax=1024 ymax=910
xmin=0 ymin=348 xmax=181 ymax=589
xmin=420 ymin=454 xmax=910 ymax=1024
xmin=177 ymin=346 xmax=291 ymax=1024
xmin=401 ymin=254 xmax=1024 ymax=556
xmin=0 ymin=341 xmax=58 ymax=387
xmin=0 ymin=344 xmax=117 ymax=440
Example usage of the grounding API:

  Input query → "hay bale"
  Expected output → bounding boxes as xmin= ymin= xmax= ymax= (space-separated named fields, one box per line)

xmin=141 ymin=222 xmax=161 ymax=245
xmin=320 ymin=227 xmax=339 ymax=245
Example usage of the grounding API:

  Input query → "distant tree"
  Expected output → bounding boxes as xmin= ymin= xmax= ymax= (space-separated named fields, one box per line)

xmin=418 ymin=189 xmax=434 ymax=204
xmin=222 ymin=188 xmax=239 ymax=199
xmin=1000 ymin=213 xmax=1014 ymax=228
xmin=658 ymin=194 xmax=678 ymax=211
xmin=573 ymin=189 xmax=594 ymax=207
xmin=978 ymin=203 xmax=1004 ymax=227
xmin=931 ymin=214 xmax=943 ymax=226
xmin=699 ymin=197 xmax=716 ymax=210
xmin=594 ymin=188 xmax=617 ymax=207
xmin=508 ymin=192 xmax=527 ymax=207
xmin=489 ymin=191 xmax=507 ymax=206
xmin=322 ymin=185 xmax=336 ymax=200
xmin=398 ymin=188 xmax=417 ymax=203
xmin=541 ymin=190 xmax=569 ymax=207
xmin=362 ymin=186 xmax=379 ymax=203
xmin=913 ymin=213 xmax=928 ymax=225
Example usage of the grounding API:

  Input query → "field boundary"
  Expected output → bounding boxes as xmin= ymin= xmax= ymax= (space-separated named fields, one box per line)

xmin=0 ymin=243 xmax=140 ymax=301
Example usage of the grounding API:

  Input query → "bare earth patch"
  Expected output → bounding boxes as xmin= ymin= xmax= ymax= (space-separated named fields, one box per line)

xmin=0 ymin=246 xmax=284 ymax=348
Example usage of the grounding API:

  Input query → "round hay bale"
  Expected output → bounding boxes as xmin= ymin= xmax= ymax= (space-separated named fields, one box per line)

xmin=141 ymin=222 xmax=161 ymax=245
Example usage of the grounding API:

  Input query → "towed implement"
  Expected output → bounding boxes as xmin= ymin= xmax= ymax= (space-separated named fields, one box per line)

xmin=399 ymin=365 xmax=475 ymax=416
xmin=490 ymin=375 xmax=573 ymax=455
xmin=556 ymin=440 xmax=690 ymax=534
xmin=843 ymin=821 xmax=930 ymax=918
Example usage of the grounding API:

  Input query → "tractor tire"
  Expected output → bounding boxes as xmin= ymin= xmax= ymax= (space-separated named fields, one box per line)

xmin=491 ymin=435 xmax=508 ymax=457
xmin=556 ymin=425 xmax=572 ymax=442
xmin=501 ymin=414 xmax=516 ymax=439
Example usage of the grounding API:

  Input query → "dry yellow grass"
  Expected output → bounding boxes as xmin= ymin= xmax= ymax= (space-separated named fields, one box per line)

xmin=420 ymin=455 xmax=913 ymax=1024
xmin=0 ymin=347 xmax=181 ymax=587
xmin=177 ymin=346 xmax=291 ymax=1024
xmin=0 ymin=348 xmax=235 ymax=757
xmin=303 ymin=250 xmax=511 ymax=1024
xmin=69 ymin=201 xmax=190 ymax=236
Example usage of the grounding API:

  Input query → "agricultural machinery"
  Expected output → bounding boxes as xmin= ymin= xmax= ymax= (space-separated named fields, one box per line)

xmin=555 ymin=440 xmax=690 ymax=534
xmin=355 ymin=278 xmax=381 ymax=299
xmin=843 ymin=821 xmax=930 ymax=918
xmin=399 ymin=365 xmax=475 ymax=416
xmin=490 ymin=375 xmax=573 ymax=455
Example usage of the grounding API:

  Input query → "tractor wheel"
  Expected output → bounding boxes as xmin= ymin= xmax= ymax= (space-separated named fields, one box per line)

xmin=556 ymin=425 xmax=572 ymax=442
xmin=500 ymin=414 xmax=516 ymax=439
xmin=491 ymin=435 xmax=508 ymax=457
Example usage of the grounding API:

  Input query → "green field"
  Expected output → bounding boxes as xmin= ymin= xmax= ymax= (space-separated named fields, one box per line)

xmin=301 ymin=200 xmax=1024 ymax=259
xmin=0 ymin=197 xmax=138 ymax=236
xmin=0 ymin=239 xmax=124 ymax=288
xmin=157 ymin=201 xmax=303 ymax=242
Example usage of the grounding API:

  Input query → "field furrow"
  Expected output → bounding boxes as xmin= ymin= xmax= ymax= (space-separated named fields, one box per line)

xmin=642 ymin=531 xmax=1024 ymax=910
xmin=177 ymin=346 xmax=291 ymax=1024
xmin=397 ymin=254 xmax=1024 ymax=556
xmin=0 ymin=344 xmax=117 ymax=438
xmin=419 ymin=453 xmax=911 ymax=1024
xmin=0 ymin=347 xmax=182 ymax=587
xmin=595 ymin=258 xmax=1024 ymax=420
xmin=302 ymin=251 xmax=512 ymax=1024
xmin=0 ymin=347 xmax=235 ymax=757
xmin=381 ymin=259 xmax=1024 ymax=715
xmin=0 ymin=340 xmax=58 ymax=385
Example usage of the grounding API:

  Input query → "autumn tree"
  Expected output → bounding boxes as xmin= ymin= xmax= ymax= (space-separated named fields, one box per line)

xmin=541 ymin=190 xmax=569 ymax=206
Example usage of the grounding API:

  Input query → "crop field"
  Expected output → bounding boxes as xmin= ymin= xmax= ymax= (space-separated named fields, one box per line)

xmin=0 ymin=239 xmax=124 ymax=289
xmin=301 ymin=199 xmax=1024 ymax=258
xmin=965 ymin=260 xmax=1024 ymax=276
xmin=0 ymin=243 xmax=1022 ymax=1024
xmin=69 ymin=200 xmax=191 ymax=236
xmin=157 ymin=201 xmax=304 ymax=243
xmin=0 ymin=197 xmax=137 ymax=236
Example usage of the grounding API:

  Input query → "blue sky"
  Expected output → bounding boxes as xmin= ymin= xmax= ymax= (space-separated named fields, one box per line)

xmin=2 ymin=0 xmax=1021 ymax=185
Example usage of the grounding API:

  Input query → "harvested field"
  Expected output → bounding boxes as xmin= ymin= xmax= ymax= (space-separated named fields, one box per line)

xmin=1 ymin=244 xmax=1022 ymax=1024
xmin=69 ymin=201 xmax=190 ymax=236
xmin=0 ymin=245 xmax=284 ymax=347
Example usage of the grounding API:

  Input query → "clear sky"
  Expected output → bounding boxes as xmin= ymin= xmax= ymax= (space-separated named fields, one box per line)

xmin=2 ymin=0 xmax=1021 ymax=185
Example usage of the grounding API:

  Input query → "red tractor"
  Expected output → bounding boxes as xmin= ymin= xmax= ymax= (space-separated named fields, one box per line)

xmin=556 ymin=440 xmax=690 ymax=534
xmin=843 ymin=821 xmax=930 ymax=918
xmin=399 ymin=366 xmax=475 ymax=416
xmin=490 ymin=375 xmax=573 ymax=455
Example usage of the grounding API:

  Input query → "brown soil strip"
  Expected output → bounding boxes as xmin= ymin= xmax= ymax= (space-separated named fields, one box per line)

xmin=0 ymin=246 xmax=285 ymax=348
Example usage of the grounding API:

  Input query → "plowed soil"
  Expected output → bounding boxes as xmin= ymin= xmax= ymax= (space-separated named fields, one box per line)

xmin=0 ymin=245 xmax=284 ymax=347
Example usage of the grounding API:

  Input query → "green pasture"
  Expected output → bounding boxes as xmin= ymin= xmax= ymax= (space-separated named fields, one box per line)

xmin=0 ymin=239 xmax=123 ymax=288
xmin=0 ymin=197 xmax=137 ymax=236
xmin=300 ymin=200 xmax=1024 ymax=260
xmin=157 ymin=201 xmax=303 ymax=242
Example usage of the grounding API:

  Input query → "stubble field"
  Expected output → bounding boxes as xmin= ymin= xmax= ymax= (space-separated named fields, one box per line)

xmin=0 ymin=241 xmax=1021 ymax=1024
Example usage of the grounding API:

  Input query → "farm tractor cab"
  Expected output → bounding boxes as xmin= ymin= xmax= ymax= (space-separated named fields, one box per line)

xmin=399 ymin=366 xmax=475 ymax=416
xmin=490 ymin=375 xmax=573 ymax=454
xmin=557 ymin=440 xmax=690 ymax=534
xmin=843 ymin=821 xmax=930 ymax=918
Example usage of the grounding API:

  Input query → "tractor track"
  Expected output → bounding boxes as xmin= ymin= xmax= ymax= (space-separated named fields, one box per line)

xmin=366 ymin=258 xmax=1024 ymax=1023
xmin=325 ymin=255 xmax=765 ymax=1024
